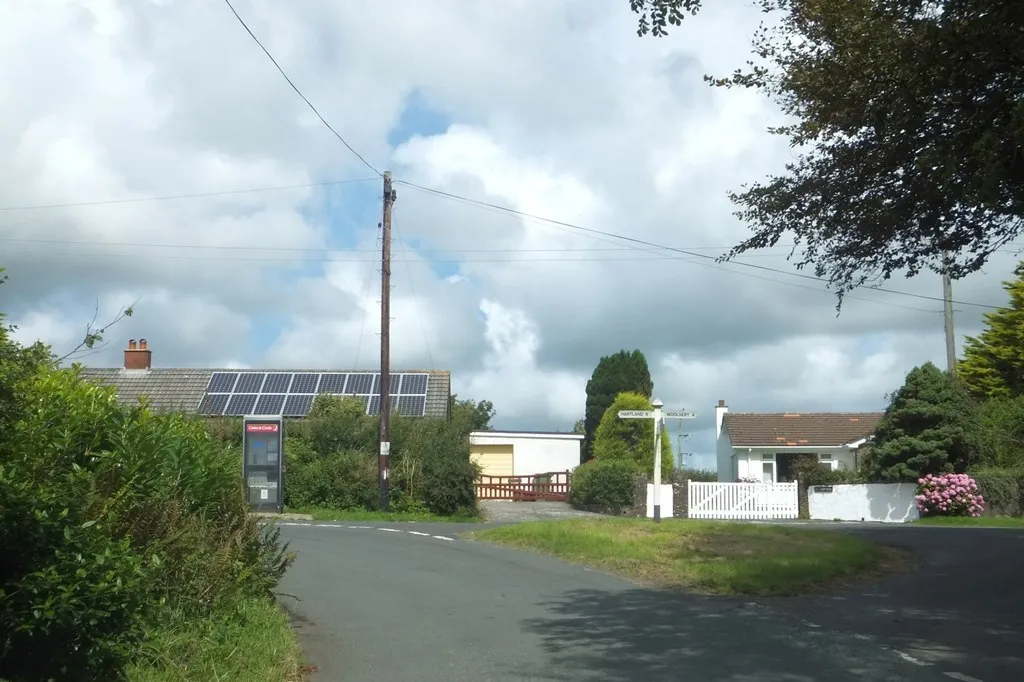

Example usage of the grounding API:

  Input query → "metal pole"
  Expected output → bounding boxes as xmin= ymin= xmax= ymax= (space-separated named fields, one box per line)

xmin=379 ymin=171 xmax=395 ymax=511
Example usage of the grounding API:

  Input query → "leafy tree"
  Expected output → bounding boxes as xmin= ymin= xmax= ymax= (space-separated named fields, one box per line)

xmin=958 ymin=262 xmax=1024 ymax=400
xmin=972 ymin=395 xmax=1024 ymax=469
xmin=592 ymin=391 xmax=673 ymax=479
xmin=865 ymin=362 xmax=979 ymax=481
xmin=583 ymin=350 xmax=653 ymax=461
xmin=628 ymin=1 xmax=1024 ymax=301
xmin=572 ymin=418 xmax=585 ymax=434
xmin=449 ymin=395 xmax=495 ymax=431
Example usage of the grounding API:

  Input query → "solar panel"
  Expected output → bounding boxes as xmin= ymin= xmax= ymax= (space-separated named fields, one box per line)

xmin=225 ymin=393 xmax=258 ymax=416
xmin=372 ymin=374 xmax=381 ymax=395
xmin=347 ymin=373 xmax=374 ymax=394
xmin=208 ymin=372 xmax=238 ymax=393
xmin=198 ymin=393 xmax=229 ymax=416
xmin=255 ymin=394 xmax=286 ymax=415
xmin=289 ymin=373 xmax=320 ymax=394
xmin=235 ymin=373 xmax=266 ymax=393
xmin=397 ymin=395 xmax=426 ymax=417
xmin=399 ymin=373 xmax=428 ymax=395
xmin=262 ymin=373 xmax=292 ymax=393
xmin=283 ymin=394 xmax=314 ymax=417
xmin=318 ymin=373 xmax=347 ymax=394
xmin=367 ymin=395 xmax=380 ymax=415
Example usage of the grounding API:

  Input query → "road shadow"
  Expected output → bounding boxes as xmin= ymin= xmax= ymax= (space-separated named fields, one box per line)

xmin=519 ymin=587 xmax=910 ymax=682
xmin=762 ymin=525 xmax=1024 ymax=679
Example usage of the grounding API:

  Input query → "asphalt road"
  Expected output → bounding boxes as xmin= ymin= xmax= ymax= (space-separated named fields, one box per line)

xmin=275 ymin=521 xmax=1023 ymax=682
xmin=762 ymin=524 xmax=1024 ymax=682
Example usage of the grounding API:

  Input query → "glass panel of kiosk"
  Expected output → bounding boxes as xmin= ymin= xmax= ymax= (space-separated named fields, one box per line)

xmin=243 ymin=416 xmax=284 ymax=513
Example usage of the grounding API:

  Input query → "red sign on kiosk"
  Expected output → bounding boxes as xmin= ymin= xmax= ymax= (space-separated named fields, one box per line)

xmin=246 ymin=423 xmax=279 ymax=433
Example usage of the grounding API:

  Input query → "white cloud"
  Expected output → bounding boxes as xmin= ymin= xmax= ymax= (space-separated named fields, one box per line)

xmin=0 ymin=0 xmax=1014 ymax=469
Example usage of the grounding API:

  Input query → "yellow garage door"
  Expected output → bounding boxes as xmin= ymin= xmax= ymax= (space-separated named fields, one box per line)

xmin=471 ymin=444 xmax=514 ymax=477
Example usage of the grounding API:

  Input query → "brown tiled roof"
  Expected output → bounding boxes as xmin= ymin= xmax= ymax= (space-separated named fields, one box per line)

xmin=78 ymin=367 xmax=451 ymax=419
xmin=722 ymin=412 xmax=884 ymax=447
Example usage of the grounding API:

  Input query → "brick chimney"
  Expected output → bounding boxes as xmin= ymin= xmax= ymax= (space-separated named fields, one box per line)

xmin=123 ymin=338 xmax=152 ymax=370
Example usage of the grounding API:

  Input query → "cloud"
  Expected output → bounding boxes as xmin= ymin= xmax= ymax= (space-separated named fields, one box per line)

xmin=0 ymin=0 xmax=1015 ymax=473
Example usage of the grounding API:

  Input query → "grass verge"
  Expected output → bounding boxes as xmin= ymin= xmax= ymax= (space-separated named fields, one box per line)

xmin=286 ymin=506 xmax=481 ymax=523
xmin=472 ymin=518 xmax=906 ymax=596
xmin=126 ymin=597 xmax=308 ymax=682
xmin=915 ymin=515 xmax=1024 ymax=528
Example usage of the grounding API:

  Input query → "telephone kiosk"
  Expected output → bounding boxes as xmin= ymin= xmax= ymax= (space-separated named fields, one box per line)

xmin=242 ymin=415 xmax=284 ymax=513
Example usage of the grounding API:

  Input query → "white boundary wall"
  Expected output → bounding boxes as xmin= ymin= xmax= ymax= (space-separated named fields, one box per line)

xmin=807 ymin=483 xmax=919 ymax=523
xmin=645 ymin=484 xmax=674 ymax=519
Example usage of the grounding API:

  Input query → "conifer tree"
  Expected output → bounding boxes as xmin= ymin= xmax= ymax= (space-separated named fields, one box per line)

xmin=866 ymin=362 xmax=978 ymax=481
xmin=582 ymin=350 xmax=653 ymax=462
xmin=958 ymin=262 xmax=1024 ymax=400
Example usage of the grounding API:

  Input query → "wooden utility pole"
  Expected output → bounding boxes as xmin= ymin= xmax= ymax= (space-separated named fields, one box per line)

xmin=379 ymin=171 xmax=396 ymax=510
xmin=942 ymin=253 xmax=956 ymax=377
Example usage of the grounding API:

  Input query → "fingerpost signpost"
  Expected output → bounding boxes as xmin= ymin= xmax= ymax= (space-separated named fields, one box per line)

xmin=618 ymin=399 xmax=696 ymax=522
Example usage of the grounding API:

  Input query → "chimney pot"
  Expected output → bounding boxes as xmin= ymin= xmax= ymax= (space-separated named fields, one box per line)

xmin=718 ymin=399 xmax=726 ymax=407
xmin=123 ymin=338 xmax=152 ymax=371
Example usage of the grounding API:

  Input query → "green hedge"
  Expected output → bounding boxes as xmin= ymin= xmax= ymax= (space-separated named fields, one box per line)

xmin=971 ymin=468 xmax=1024 ymax=516
xmin=569 ymin=458 xmax=643 ymax=513
xmin=209 ymin=394 xmax=481 ymax=517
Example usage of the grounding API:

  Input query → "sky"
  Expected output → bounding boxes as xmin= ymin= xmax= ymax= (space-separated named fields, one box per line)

xmin=1 ymin=0 xmax=1018 ymax=472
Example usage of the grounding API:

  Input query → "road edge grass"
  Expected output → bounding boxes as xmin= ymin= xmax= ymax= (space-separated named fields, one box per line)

xmin=285 ymin=506 xmax=482 ymax=523
xmin=125 ymin=597 xmax=309 ymax=682
xmin=471 ymin=518 xmax=912 ymax=596
xmin=914 ymin=515 xmax=1024 ymax=528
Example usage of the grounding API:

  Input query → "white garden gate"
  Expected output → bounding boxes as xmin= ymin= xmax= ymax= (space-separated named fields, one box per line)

xmin=687 ymin=481 xmax=799 ymax=520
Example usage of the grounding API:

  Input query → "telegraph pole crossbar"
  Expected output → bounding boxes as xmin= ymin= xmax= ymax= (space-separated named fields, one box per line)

xmin=379 ymin=171 xmax=396 ymax=511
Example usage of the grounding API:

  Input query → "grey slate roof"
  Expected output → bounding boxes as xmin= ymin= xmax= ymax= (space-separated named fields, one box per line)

xmin=78 ymin=367 xmax=452 ymax=419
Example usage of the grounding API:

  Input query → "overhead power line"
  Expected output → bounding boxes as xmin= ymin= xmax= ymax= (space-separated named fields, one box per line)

xmin=0 ymin=244 xmax=943 ymax=313
xmin=396 ymin=180 xmax=1005 ymax=311
xmin=221 ymin=0 xmax=381 ymax=176
xmin=0 ymin=177 xmax=378 ymax=212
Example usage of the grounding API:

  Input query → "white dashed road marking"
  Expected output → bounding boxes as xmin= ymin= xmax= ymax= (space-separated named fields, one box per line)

xmin=944 ymin=673 xmax=984 ymax=682
xmin=893 ymin=650 xmax=928 ymax=666
xmin=274 ymin=521 xmax=456 ymax=543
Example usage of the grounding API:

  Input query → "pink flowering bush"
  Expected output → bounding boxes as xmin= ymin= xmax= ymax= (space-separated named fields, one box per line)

xmin=915 ymin=472 xmax=986 ymax=517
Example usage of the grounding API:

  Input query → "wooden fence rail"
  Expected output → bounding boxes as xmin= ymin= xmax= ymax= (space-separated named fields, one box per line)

xmin=475 ymin=470 xmax=572 ymax=501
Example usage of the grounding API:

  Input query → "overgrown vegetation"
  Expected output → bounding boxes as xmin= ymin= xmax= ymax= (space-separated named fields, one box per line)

xmin=845 ymin=266 xmax=1024 ymax=517
xmin=0 ymin=271 xmax=298 ymax=681
xmin=204 ymin=394 xmax=486 ymax=518
xmin=474 ymin=518 xmax=900 ymax=596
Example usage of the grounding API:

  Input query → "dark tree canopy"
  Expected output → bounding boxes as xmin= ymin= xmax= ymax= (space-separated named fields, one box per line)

xmin=866 ymin=361 xmax=978 ymax=481
xmin=958 ymin=261 xmax=1024 ymax=400
xmin=629 ymin=0 xmax=1024 ymax=301
xmin=583 ymin=350 xmax=654 ymax=462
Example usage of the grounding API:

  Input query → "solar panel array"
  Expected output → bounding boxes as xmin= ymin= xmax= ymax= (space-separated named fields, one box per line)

xmin=197 ymin=372 xmax=430 ymax=418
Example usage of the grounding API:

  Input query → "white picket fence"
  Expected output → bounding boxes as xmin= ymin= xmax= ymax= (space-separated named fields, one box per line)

xmin=687 ymin=481 xmax=799 ymax=520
